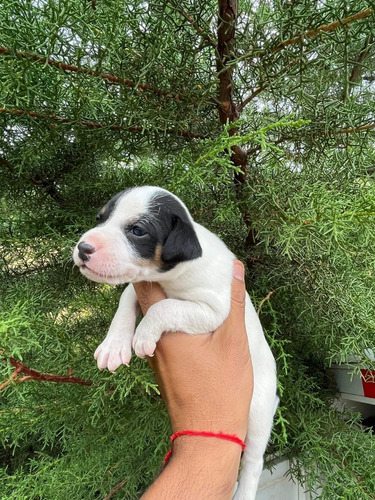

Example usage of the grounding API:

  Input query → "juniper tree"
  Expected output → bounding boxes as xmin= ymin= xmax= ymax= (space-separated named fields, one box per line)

xmin=1 ymin=0 xmax=375 ymax=498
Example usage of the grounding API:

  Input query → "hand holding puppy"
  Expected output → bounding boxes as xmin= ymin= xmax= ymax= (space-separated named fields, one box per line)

xmin=135 ymin=260 xmax=254 ymax=499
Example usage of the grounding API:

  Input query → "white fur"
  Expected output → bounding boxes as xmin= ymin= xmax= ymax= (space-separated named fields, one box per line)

xmin=73 ymin=186 xmax=278 ymax=499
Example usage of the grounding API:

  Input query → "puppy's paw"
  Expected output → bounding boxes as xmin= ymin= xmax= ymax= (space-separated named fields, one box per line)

xmin=94 ymin=336 xmax=132 ymax=372
xmin=132 ymin=321 xmax=161 ymax=358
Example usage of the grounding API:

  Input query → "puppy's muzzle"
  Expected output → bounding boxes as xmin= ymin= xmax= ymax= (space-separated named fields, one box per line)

xmin=78 ymin=241 xmax=95 ymax=262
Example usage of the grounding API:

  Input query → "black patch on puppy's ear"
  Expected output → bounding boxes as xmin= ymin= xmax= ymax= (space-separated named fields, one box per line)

xmin=148 ymin=193 xmax=202 ymax=272
xmin=161 ymin=214 xmax=202 ymax=271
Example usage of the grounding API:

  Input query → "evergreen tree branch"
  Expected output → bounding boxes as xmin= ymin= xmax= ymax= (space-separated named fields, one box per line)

xmin=0 ymin=404 xmax=48 ymax=414
xmin=331 ymin=122 xmax=375 ymax=135
xmin=103 ymin=479 xmax=127 ymax=500
xmin=0 ymin=46 xmax=184 ymax=101
xmin=0 ymin=156 xmax=64 ymax=205
xmin=0 ymin=108 xmax=208 ymax=140
xmin=343 ymin=461 xmax=375 ymax=500
xmin=238 ymin=57 xmax=300 ymax=111
xmin=267 ymin=7 xmax=373 ymax=57
xmin=233 ymin=8 xmax=373 ymax=113
xmin=0 ymin=354 xmax=92 ymax=388
xmin=227 ymin=7 xmax=372 ymax=70
xmin=168 ymin=1 xmax=218 ymax=48
xmin=246 ymin=122 xmax=375 ymax=156
xmin=246 ymin=136 xmax=293 ymax=156
xmin=344 ymin=35 xmax=374 ymax=99
xmin=238 ymin=86 xmax=266 ymax=113
xmin=257 ymin=290 xmax=276 ymax=315
xmin=0 ymin=366 xmax=23 ymax=391
xmin=2 ymin=3 xmax=375 ymax=495
xmin=29 ymin=175 xmax=65 ymax=204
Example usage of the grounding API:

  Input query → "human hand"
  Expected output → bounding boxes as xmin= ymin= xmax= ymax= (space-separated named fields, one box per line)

xmin=133 ymin=260 xmax=253 ymax=442
xmin=135 ymin=260 xmax=253 ymax=499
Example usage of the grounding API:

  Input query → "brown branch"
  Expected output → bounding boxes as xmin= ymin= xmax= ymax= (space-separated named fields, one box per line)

xmin=0 ymin=157 xmax=11 ymax=168
xmin=0 ymin=46 xmax=184 ymax=101
xmin=257 ymin=290 xmax=275 ymax=315
xmin=215 ymin=1 xmax=255 ymax=257
xmin=87 ymin=0 xmax=96 ymax=10
xmin=330 ymin=122 xmax=375 ymax=135
xmin=345 ymin=35 xmax=374 ymax=99
xmin=238 ymin=86 xmax=267 ymax=113
xmin=245 ymin=122 xmax=375 ymax=156
xmin=30 ymin=175 xmax=65 ymax=204
xmin=233 ymin=7 xmax=373 ymax=68
xmin=2 ymin=259 xmax=53 ymax=279
xmin=220 ymin=8 xmax=373 ymax=119
xmin=268 ymin=7 xmax=373 ymax=57
xmin=238 ymin=57 xmax=300 ymax=111
xmin=0 ymin=365 xmax=23 ymax=391
xmin=1 ymin=354 xmax=92 ymax=389
xmin=216 ymin=0 xmax=248 ymax=182
xmin=171 ymin=3 xmax=217 ymax=48
xmin=103 ymin=479 xmax=127 ymax=500
xmin=216 ymin=1 xmax=238 ymax=124
xmin=0 ymin=107 xmax=207 ymax=140
xmin=0 ymin=155 xmax=64 ymax=204
xmin=241 ymin=28 xmax=373 ymax=110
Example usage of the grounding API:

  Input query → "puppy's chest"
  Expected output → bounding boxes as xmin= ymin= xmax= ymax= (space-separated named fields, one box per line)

xmin=159 ymin=283 xmax=196 ymax=301
xmin=158 ymin=277 xmax=203 ymax=302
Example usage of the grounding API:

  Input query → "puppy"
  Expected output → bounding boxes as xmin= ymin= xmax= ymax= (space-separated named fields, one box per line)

xmin=73 ymin=186 xmax=278 ymax=499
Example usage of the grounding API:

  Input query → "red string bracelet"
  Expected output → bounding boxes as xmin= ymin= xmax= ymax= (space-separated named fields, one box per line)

xmin=163 ymin=430 xmax=246 ymax=467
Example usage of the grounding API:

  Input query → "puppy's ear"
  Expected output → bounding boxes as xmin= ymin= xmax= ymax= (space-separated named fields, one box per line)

xmin=161 ymin=216 xmax=202 ymax=267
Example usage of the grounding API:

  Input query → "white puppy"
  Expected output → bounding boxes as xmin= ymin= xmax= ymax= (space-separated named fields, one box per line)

xmin=73 ymin=186 xmax=278 ymax=499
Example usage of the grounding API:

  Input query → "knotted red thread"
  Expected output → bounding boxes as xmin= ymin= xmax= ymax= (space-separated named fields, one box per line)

xmin=163 ymin=430 xmax=246 ymax=467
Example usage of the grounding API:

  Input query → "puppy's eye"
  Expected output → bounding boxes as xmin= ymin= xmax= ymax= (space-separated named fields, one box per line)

xmin=96 ymin=214 xmax=101 ymax=222
xmin=130 ymin=225 xmax=146 ymax=237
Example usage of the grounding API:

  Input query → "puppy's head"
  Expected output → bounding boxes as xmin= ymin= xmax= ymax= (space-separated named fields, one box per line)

xmin=73 ymin=187 xmax=202 ymax=284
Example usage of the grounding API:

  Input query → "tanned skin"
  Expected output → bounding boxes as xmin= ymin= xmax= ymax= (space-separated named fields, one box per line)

xmin=135 ymin=261 xmax=254 ymax=500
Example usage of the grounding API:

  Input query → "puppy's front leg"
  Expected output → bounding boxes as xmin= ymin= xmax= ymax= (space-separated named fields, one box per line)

xmin=133 ymin=299 xmax=224 ymax=358
xmin=94 ymin=284 xmax=140 ymax=371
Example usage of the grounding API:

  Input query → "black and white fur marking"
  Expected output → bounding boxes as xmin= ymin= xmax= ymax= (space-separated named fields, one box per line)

xmin=73 ymin=186 xmax=278 ymax=499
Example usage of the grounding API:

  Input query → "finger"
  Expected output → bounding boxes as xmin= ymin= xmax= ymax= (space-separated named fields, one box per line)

xmin=133 ymin=281 xmax=166 ymax=314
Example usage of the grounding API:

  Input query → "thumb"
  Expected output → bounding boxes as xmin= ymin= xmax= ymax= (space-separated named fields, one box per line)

xmin=230 ymin=260 xmax=246 ymax=312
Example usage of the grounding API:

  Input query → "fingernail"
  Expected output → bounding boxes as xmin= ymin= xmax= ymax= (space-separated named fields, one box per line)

xmin=233 ymin=261 xmax=244 ymax=281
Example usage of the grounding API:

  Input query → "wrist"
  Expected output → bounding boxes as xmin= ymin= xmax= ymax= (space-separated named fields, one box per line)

xmin=170 ymin=434 xmax=242 ymax=491
xmin=168 ymin=431 xmax=245 ymax=459
xmin=141 ymin=434 xmax=242 ymax=500
xmin=169 ymin=414 xmax=248 ymax=443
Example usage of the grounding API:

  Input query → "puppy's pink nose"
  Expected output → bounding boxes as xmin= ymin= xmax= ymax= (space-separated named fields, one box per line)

xmin=78 ymin=241 xmax=95 ymax=262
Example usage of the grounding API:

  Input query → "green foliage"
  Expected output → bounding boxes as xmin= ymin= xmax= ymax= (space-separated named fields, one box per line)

xmin=1 ymin=0 xmax=375 ymax=498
